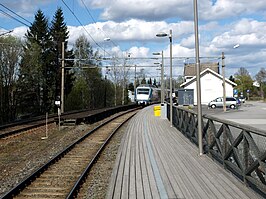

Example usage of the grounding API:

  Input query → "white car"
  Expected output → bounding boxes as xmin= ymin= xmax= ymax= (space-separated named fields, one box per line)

xmin=239 ymin=97 xmax=246 ymax=103
xmin=208 ymin=97 xmax=238 ymax=109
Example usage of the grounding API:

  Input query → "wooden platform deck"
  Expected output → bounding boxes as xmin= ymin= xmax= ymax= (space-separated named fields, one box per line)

xmin=106 ymin=105 xmax=262 ymax=199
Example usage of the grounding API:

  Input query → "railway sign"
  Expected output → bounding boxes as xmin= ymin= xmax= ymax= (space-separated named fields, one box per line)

xmin=55 ymin=100 xmax=60 ymax=106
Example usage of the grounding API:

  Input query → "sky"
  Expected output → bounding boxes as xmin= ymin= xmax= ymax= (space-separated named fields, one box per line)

xmin=0 ymin=0 xmax=266 ymax=81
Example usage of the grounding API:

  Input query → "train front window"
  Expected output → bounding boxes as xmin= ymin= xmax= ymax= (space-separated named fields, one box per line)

xmin=137 ymin=89 xmax=149 ymax=94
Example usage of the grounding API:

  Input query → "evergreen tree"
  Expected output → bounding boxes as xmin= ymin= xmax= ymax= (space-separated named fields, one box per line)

xmin=18 ymin=9 xmax=52 ymax=115
xmin=153 ymin=78 xmax=157 ymax=86
xmin=148 ymin=77 xmax=152 ymax=85
xmin=141 ymin=77 xmax=146 ymax=84
xmin=136 ymin=78 xmax=140 ymax=87
xmin=50 ymin=7 xmax=75 ymax=111
xmin=229 ymin=75 xmax=235 ymax=82
xmin=128 ymin=82 xmax=134 ymax=91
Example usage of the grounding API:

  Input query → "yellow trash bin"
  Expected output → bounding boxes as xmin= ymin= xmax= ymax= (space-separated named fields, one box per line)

xmin=154 ymin=106 xmax=161 ymax=116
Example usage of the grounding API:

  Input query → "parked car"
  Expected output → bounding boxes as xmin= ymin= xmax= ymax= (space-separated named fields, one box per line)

xmin=208 ymin=97 xmax=239 ymax=109
xmin=239 ymin=96 xmax=246 ymax=103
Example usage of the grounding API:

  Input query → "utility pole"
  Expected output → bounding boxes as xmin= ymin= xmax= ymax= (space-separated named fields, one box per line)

xmin=169 ymin=29 xmax=173 ymax=127
xmin=222 ymin=52 xmax=226 ymax=112
xmin=122 ymin=59 xmax=125 ymax=105
xmin=104 ymin=74 xmax=107 ymax=107
xmin=122 ymin=53 xmax=131 ymax=105
xmin=61 ymin=42 xmax=65 ymax=113
xmin=161 ymin=51 xmax=164 ymax=104
xmin=193 ymin=0 xmax=203 ymax=156
xmin=134 ymin=65 xmax=137 ymax=102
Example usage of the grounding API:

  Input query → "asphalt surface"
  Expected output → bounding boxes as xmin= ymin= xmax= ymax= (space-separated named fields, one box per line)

xmin=201 ymin=101 xmax=266 ymax=132
xmin=192 ymin=101 xmax=266 ymax=152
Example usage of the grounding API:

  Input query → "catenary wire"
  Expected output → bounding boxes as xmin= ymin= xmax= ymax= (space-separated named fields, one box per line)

xmin=80 ymin=0 xmax=118 ymax=48
xmin=61 ymin=0 xmax=108 ymax=55
xmin=0 ymin=8 xmax=30 ymax=27
xmin=0 ymin=3 xmax=32 ymax=26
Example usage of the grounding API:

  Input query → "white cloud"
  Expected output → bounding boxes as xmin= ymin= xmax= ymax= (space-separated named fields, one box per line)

xmin=85 ymin=0 xmax=266 ymax=22
xmin=180 ymin=35 xmax=195 ymax=48
xmin=211 ymin=19 xmax=266 ymax=48
xmin=1 ymin=0 xmax=54 ymax=17
xmin=200 ymin=0 xmax=266 ymax=20
xmin=107 ymin=46 xmax=149 ymax=58
xmin=128 ymin=46 xmax=149 ymax=57
xmin=87 ymin=0 xmax=193 ymax=21
xmin=67 ymin=19 xmax=194 ymax=46
xmin=10 ymin=26 xmax=28 ymax=38
xmin=3 ymin=0 xmax=266 ymax=77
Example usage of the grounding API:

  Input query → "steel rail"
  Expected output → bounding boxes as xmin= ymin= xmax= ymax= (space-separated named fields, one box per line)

xmin=66 ymin=110 xmax=136 ymax=198
xmin=1 ymin=108 xmax=138 ymax=198
xmin=0 ymin=105 xmax=137 ymax=139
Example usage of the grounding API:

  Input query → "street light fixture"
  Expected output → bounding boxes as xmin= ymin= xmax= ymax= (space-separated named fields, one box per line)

xmin=233 ymin=44 xmax=240 ymax=49
xmin=156 ymin=30 xmax=173 ymax=127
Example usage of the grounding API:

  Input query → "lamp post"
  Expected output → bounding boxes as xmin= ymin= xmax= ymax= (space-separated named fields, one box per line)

xmin=61 ymin=42 xmax=65 ymax=113
xmin=222 ymin=44 xmax=239 ymax=112
xmin=222 ymin=52 xmax=226 ymax=112
xmin=122 ymin=52 xmax=131 ymax=105
xmin=104 ymin=67 xmax=110 ymax=108
xmin=154 ymin=62 xmax=163 ymax=105
xmin=193 ymin=0 xmax=203 ymax=155
xmin=134 ymin=65 xmax=137 ymax=102
xmin=153 ymin=51 xmax=165 ymax=105
xmin=156 ymin=30 xmax=173 ymax=127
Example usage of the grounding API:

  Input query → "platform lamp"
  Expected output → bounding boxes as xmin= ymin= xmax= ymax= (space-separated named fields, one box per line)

xmin=154 ymin=62 xmax=164 ymax=105
xmin=156 ymin=30 xmax=173 ymax=127
xmin=153 ymin=51 xmax=165 ymax=105
xmin=222 ymin=44 xmax=240 ymax=112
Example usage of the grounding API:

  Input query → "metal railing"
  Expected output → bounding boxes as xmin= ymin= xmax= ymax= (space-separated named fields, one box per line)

xmin=168 ymin=104 xmax=266 ymax=197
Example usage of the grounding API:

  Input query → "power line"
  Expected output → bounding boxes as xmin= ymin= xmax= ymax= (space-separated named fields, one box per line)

xmin=61 ymin=0 xmax=107 ymax=55
xmin=80 ymin=0 xmax=97 ymax=24
xmin=0 ymin=30 xmax=13 ymax=36
xmin=80 ymin=0 xmax=119 ymax=48
xmin=0 ymin=8 xmax=30 ymax=27
xmin=0 ymin=3 xmax=32 ymax=26
xmin=0 ymin=25 xmax=7 ymax=29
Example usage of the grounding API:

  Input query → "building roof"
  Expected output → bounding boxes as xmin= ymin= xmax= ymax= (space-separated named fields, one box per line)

xmin=180 ymin=68 xmax=237 ymax=88
xmin=184 ymin=62 xmax=219 ymax=77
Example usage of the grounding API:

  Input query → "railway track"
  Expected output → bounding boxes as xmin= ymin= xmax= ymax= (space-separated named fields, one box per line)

xmin=2 ymin=109 xmax=138 ymax=198
xmin=0 ymin=105 xmax=138 ymax=139
xmin=0 ymin=117 xmax=55 ymax=139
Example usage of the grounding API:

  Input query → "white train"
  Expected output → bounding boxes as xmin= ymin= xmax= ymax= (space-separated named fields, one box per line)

xmin=135 ymin=85 xmax=159 ymax=105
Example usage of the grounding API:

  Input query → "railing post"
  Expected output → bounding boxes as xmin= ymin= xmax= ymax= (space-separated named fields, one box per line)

xmin=222 ymin=124 xmax=228 ymax=169
xmin=207 ymin=123 xmax=214 ymax=156
xmin=243 ymin=134 xmax=249 ymax=185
